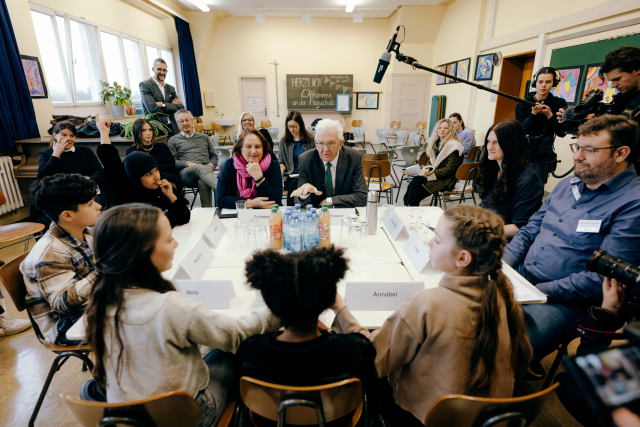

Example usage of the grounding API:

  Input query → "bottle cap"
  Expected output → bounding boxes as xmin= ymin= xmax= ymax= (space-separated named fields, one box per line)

xmin=295 ymin=204 xmax=301 ymax=208
xmin=306 ymin=204 xmax=313 ymax=209
xmin=271 ymin=207 xmax=277 ymax=212
xmin=292 ymin=213 xmax=298 ymax=218
xmin=311 ymin=208 xmax=316 ymax=213
xmin=274 ymin=204 xmax=279 ymax=209
xmin=322 ymin=204 xmax=328 ymax=208
xmin=306 ymin=211 xmax=312 ymax=216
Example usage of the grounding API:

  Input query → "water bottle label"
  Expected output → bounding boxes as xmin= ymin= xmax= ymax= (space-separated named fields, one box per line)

xmin=320 ymin=223 xmax=330 ymax=240
xmin=290 ymin=228 xmax=301 ymax=237
xmin=271 ymin=224 xmax=282 ymax=240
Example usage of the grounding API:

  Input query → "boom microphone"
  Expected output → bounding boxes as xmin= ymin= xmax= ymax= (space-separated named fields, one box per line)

xmin=374 ymin=26 xmax=400 ymax=84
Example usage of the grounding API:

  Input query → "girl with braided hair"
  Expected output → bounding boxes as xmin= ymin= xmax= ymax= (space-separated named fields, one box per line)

xmin=331 ymin=205 xmax=532 ymax=426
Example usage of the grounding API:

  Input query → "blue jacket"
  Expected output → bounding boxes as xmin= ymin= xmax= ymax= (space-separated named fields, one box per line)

xmin=504 ymin=164 xmax=640 ymax=304
xmin=215 ymin=157 xmax=282 ymax=209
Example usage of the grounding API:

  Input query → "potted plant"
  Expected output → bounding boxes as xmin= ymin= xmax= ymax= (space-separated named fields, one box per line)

xmin=99 ymin=81 xmax=132 ymax=118
xmin=122 ymin=113 xmax=171 ymax=139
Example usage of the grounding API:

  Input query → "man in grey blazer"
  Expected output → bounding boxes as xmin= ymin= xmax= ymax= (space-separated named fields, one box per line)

xmin=291 ymin=119 xmax=367 ymax=207
xmin=139 ymin=58 xmax=181 ymax=136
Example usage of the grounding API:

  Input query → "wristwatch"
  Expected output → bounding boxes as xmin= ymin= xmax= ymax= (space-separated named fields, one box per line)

xmin=162 ymin=103 xmax=166 ymax=108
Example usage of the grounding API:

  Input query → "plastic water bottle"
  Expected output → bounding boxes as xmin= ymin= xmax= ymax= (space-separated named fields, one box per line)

xmin=290 ymin=213 xmax=302 ymax=252
xmin=319 ymin=204 xmax=331 ymax=248
xmin=303 ymin=211 xmax=317 ymax=249
xmin=311 ymin=208 xmax=319 ymax=246
xmin=294 ymin=203 xmax=303 ymax=217
xmin=282 ymin=209 xmax=292 ymax=250
xmin=306 ymin=204 xmax=313 ymax=212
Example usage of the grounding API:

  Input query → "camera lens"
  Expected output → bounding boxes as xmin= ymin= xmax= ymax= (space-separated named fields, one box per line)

xmin=587 ymin=250 xmax=640 ymax=287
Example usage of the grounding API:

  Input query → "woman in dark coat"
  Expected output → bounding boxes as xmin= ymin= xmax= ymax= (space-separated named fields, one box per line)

xmin=216 ymin=129 xmax=282 ymax=209
xmin=277 ymin=111 xmax=315 ymax=207
xmin=404 ymin=119 xmax=463 ymax=206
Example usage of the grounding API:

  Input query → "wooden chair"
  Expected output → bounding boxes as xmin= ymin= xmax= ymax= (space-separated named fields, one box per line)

xmin=260 ymin=120 xmax=272 ymax=129
xmin=416 ymin=120 xmax=427 ymax=138
xmin=0 ymin=253 xmax=95 ymax=427
xmin=0 ymin=190 xmax=45 ymax=252
xmin=440 ymin=162 xmax=480 ymax=209
xmin=338 ymin=120 xmax=346 ymax=128
xmin=363 ymin=153 xmax=389 ymax=161
xmin=212 ymin=122 xmax=231 ymax=145
xmin=370 ymin=129 xmax=389 ymax=152
xmin=237 ymin=376 xmax=365 ymax=427
xmin=386 ymin=120 xmax=401 ymax=145
xmin=467 ymin=145 xmax=481 ymax=162
xmin=375 ymin=150 xmax=400 ymax=185
xmin=424 ymin=383 xmax=559 ymax=427
xmin=363 ymin=159 xmax=393 ymax=204
xmin=194 ymin=123 xmax=205 ymax=132
xmin=61 ymin=391 xmax=210 ymax=427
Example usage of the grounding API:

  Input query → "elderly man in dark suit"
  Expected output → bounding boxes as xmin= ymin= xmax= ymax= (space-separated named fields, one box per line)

xmin=291 ymin=119 xmax=367 ymax=207
xmin=139 ymin=58 xmax=181 ymax=136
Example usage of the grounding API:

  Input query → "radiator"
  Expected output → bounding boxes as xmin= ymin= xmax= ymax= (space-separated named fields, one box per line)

xmin=0 ymin=156 xmax=24 ymax=215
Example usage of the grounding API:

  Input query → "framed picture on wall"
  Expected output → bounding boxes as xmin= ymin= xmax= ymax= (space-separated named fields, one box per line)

xmin=582 ymin=63 xmax=619 ymax=103
xmin=436 ymin=65 xmax=447 ymax=85
xmin=356 ymin=92 xmax=379 ymax=109
xmin=336 ymin=93 xmax=351 ymax=112
xmin=475 ymin=53 xmax=495 ymax=81
xmin=456 ymin=58 xmax=471 ymax=81
xmin=445 ymin=62 xmax=457 ymax=84
xmin=20 ymin=55 xmax=48 ymax=99
xmin=550 ymin=65 xmax=584 ymax=106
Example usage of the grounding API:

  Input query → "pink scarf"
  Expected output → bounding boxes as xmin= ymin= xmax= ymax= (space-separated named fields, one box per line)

xmin=233 ymin=153 xmax=272 ymax=199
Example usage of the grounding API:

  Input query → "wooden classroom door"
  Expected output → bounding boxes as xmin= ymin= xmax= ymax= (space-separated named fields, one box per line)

xmin=240 ymin=77 xmax=268 ymax=124
xmin=388 ymin=74 xmax=430 ymax=131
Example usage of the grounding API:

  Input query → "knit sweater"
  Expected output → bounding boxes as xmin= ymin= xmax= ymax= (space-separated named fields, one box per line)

xmin=103 ymin=288 xmax=281 ymax=403
xmin=167 ymin=132 xmax=218 ymax=169
xmin=38 ymin=146 xmax=106 ymax=186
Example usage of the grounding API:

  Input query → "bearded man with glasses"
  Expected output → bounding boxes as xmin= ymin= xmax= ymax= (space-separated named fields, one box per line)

xmin=291 ymin=119 xmax=367 ymax=208
xmin=503 ymin=114 xmax=640 ymax=369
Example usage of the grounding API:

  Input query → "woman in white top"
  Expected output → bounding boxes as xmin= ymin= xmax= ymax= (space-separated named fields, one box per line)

xmin=84 ymin=203 xmax=280 ymax=427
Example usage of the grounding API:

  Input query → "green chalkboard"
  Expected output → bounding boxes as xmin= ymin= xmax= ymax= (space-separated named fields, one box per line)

xmin=550 ymin=34 xmax=640 ymax=68
xmin=286 ymin=74 xmax=353 ymax=111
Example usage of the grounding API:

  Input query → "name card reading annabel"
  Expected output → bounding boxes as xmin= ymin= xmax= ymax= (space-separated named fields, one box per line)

xmin=345 ymin=282 xmax=425 ymax=311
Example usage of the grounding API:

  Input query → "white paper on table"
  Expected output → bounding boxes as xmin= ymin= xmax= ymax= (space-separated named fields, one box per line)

xmin=237 ymin=209 xmax=270 ymax=225
xmin=402 ymin=232 xmax=430 ymax=272
xmin=221 ymin=208 xmax=237 ymax=215
xmin=202 ymin=215 xmax=226 ymax=248
xmin=502 ymin=262 xmax=547 ymax=304
xmin=172 ymin=238 xmax=213 ymax=280
xmin=345 ymin=281 xmax=425 ymax=311
xmin=384 ymin=210 xmax=408 ymax=240
xmin=173 ymin=280 xmax=236 ymax=309
xmin=368 ymin=184 xmax=381 ymax=191
xmin=406 ymin=164 xmax=422 ymax=175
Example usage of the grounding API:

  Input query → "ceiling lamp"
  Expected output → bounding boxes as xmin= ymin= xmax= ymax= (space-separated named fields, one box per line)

xmin=188 ymin=0 xmax=210 ymax=12
xmin=353 ymin=13 xmax=363 ymax=23
xmin=255 ymin=13 xmax=266 ymax=23
xmin=301 ymin=13 xmax=311 ymax=23
xmin=346 ymin=1 xmax=356 ymax=13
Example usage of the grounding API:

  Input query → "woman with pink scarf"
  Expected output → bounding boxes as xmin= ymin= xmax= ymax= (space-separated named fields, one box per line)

xmin=216 ymin=129 xmax=282 ymax=209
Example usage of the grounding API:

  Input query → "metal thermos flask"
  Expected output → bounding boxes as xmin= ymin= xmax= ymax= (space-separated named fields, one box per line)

xmin=366 ymin=191 xmax=378 ymax=235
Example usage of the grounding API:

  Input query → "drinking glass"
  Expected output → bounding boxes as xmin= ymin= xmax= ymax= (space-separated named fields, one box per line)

xmin=349 ymin=222 xmax=362 ymax=252
xmin=419 ymin=221 xmax=431 ymax=243
xmin=380 ymin=204 xmax=394 ymax=220
xmin=236 ymin=200 xmax=247 ymax=210
xmin=254 ymin=225 xmax=270 ymax=249
xmin=409 ymin=208 xmax=423 ymax=231
xmin=234 ymin=222 xmax=247 ymax=249
xmin=250 ymin=218 xmax=261 ymax=230
xmin=340 ymin=219 xmax=351 ymax=247
xmin=243 ymin=229 xmax=257 ymax=253
xmin=358 ymin=219 xmax=368 ymax=248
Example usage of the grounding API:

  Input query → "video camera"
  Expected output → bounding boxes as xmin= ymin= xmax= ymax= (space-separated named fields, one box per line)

xmin=562 ymin=89 xmax=605 ymax=134
xmin=588 ymin=249 xmax=640 ymax=315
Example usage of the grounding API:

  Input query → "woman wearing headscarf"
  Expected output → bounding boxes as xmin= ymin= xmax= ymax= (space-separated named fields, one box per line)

xmin=95 ymin=117 xmax=190 ymax=228
xmin=238 ymin=111 xmax=274 ymax=151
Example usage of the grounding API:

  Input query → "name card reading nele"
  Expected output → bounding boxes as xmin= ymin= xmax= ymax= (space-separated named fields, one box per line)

xmin=174 ymin=280 xmax=236 ymax=309
xmin=172 ymin=238 xmax=213 ymax=280
xmin=202 ymin=215 xmax=226 ymax=248
xmin=345 ymin=282 xmax=425 ymax=311
xmin=383 ymin=210 xmax=408 ymax=241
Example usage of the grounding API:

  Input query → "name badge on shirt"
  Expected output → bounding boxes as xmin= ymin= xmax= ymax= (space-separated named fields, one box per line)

xmin=576 ymin=219 xmax=602 ymax=233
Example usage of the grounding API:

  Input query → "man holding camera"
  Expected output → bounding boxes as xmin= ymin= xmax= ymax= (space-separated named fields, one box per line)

xmin=503 ymin=114 xmax=640 ymax=364
xmin=516 ymin=67 xmax=568 ymax=184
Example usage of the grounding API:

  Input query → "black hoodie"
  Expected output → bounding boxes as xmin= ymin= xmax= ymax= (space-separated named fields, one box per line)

xmin=515 ymin=91 xmax=568 ymax=160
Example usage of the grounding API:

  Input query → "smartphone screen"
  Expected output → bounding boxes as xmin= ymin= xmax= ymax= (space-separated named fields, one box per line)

xmin=574 ymin=346 xmax=640 ymax=407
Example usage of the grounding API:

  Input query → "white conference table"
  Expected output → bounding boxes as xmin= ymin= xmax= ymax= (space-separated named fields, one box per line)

xmin=66 ymin=206 xmax=545 ymax=341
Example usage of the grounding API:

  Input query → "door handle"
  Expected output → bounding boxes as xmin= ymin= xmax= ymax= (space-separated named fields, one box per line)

xmin=264 ymin=108 xmax=267 ymax=116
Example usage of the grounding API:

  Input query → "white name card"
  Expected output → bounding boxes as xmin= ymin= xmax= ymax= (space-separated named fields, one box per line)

xmin=173 ymin=238 xmax=213 ymax=280
xmin=255 ymin=290 xmax=267 ymax=309
xmin=202 ymin=215 xmax=226 ymax=248
xmin=237 ymin=209 xmax=270 ymax=226
xmin=345 ymin=281 xmax=424 ymax=311
xmin=329 ymin=208 xmax=357 ymax=225
xmin=402 ymin=232 xmax=430 ymax=272
xmin=384 ymin=210 xmax=408 ymax=240
xmin=174 ymin=280 xmax=236 ymax=309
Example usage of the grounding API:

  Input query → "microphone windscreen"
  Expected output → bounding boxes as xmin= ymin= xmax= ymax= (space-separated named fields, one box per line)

xmin=562 ymin=107 xmax=579 ymax=122
xmin=374 ymin=52 xmax=392 ymax=84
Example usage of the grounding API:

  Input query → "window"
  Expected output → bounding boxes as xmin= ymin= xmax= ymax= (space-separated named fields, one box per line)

xmin=29 ymin=4 xmax=179 ymax=107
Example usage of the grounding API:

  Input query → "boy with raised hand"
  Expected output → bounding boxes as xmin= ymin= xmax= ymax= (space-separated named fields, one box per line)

xmin=20 ymin=173 xmax=102 ymax=345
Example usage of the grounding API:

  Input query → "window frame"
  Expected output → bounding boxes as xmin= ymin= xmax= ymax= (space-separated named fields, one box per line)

xmin=28 ymin=2 xmax=179 ymax=108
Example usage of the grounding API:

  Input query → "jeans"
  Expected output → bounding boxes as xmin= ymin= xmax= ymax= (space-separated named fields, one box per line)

xmin=195 ymin=349 xmax=235 ymax=427
xmin=179 ymin=164 xmax=217 ymax=208
xmin=55 ymin=306 xmax=86 ymax=346
xmin=515 ymin=263 xmax=588 ymax=362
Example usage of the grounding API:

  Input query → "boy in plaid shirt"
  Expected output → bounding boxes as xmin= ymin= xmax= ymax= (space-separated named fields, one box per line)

xmin=20 ymin=174 xmax=102 ymax=345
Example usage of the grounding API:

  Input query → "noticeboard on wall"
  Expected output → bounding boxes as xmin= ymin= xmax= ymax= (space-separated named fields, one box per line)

xmin=286 ymin=74 xmax=353 ymax=111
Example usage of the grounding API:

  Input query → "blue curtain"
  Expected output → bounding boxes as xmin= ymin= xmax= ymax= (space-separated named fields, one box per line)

xmin=0 ymin=0 xmax=40 ymax=149
xmin=175 ymin=17 xmax=203 ymax=117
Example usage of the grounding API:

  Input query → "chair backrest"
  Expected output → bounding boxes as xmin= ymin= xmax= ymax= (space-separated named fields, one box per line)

xmin=307 ymin=126 xmax=316 ymax=136
xmin=239 ymin=376 xmax=363 ymax=425
xmin=363 ymin=159 xmax=391 ymax=179
xmin=399 ymin=146 xmax=419 ymax=165
xmin=194 ymin=123 xmax=204 ymax=132
xmin=418 ymin=151 xmax=428 ymax=166
xmin=396 ymin=130 xmax=407 ymax=141
xmin=351 ymin=120 xmax=363 ymax=128
xmin=231 ymin=130 xmax=238 ymax=143
xmin=377 ymin=150 xmax=395 ymax=159
xmin=363 ymin=153 xmax=389 ymax=161
xmin=407 ymin=132 xmax=417 ymax=145
xmin=424 ymin=383 xmax=559 ymax=427
xmin=210 ymin=133 xmax=220 ymax=147
xmin=0 ymin=189 xmax=5 ymax=206
xmin=61 ymin=391 xmax=203 ymax=427
xmin=268 ymin=128 xmax=279 ymax=139
xmin=215 ymin=148 xmax=231 ymax=169
xmin=454 ymin=162 xmax=480 ymax=181
xmin=353 ymin=128 xmax=365 ymax=138
xmin=375 ymin=129 xmax=389 ymax=140
xmin=467 ymin=145 xmax=481 ymax=161
xmin=338 ymin=120 xmax=346 ymax=127
xmin=211 ymin=122 xmax=222 ymax=131
xmin=0 ymin=252 xmax=30 ymax=312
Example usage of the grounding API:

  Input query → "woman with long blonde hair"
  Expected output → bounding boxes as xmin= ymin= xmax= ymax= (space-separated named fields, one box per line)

xmin=238 ymin=111 xmax=274 ymax=150
xmin=403 ymin=118 xmax=463 ymax=206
